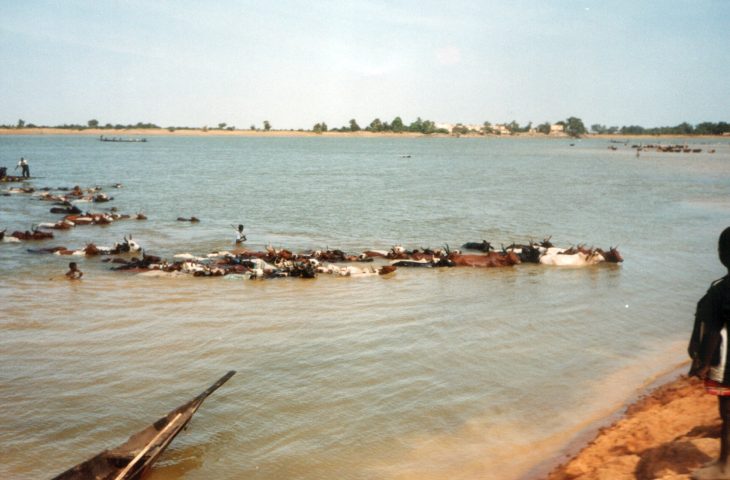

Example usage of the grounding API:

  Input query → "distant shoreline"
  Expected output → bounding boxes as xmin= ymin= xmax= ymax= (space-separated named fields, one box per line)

xmin=1 ymin=127 xmax=727 ymax=140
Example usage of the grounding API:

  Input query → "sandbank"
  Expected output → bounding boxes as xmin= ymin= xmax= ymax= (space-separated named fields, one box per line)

xmin=0 ymin=127 xmax=431 ymax=138
xmin=540 ymin=370 xmax=719 ymax=480
xmin=1 ymin=127 xmax=725 ymax=140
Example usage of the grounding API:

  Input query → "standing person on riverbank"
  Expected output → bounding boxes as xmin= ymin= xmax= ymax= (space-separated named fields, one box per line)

xmin=15 ymin=157 xmax=29 ymax=178
xmin=689 ymin=226 xmax=730 ymax=480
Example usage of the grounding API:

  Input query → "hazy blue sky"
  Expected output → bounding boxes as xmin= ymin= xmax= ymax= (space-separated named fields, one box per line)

xmin=1 ymin=1 xmax=728 ymax=129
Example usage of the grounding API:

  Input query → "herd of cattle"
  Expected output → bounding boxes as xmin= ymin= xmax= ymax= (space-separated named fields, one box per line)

xmin=608 ymin=142 xmax=717 ymax=154
xmin=1 ymin=179 xmax=623 ymax=280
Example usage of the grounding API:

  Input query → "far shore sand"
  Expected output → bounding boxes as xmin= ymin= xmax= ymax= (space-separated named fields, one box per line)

xmin=0 ymin=127 xmax=426 ymax=138
xmin=539 ymin=368 xmax=719 ymax=480
xmin=1 ymin=127 xmax=727 ymax=140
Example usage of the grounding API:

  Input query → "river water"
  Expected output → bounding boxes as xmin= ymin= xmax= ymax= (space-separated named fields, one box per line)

xmin=1 ymin=135 xmax=729 ymax=479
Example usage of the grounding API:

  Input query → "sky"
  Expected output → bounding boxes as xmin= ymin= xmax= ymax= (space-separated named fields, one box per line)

xmin=1 ymin=0 xmax=728 ymax=130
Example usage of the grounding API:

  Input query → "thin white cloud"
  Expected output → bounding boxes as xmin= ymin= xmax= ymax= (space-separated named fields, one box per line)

xmin=435 ymin=47 xmax=461 ymax=66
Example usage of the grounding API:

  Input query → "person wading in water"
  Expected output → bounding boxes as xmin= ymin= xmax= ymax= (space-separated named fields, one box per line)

xmin=233 ymin=224 xmax=247 ymax=244
xmin=16 ymin=157 xmax=30 ymax=178
xmin=65 ymin=262 xmax=83 ymax=280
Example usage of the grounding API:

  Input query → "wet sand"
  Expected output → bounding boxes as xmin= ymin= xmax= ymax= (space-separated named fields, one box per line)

xmin=543 ymin=373 xmax=719 ymax=480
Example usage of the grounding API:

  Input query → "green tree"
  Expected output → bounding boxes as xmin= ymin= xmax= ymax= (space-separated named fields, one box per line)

xmin=537 ymin=122 xmax=551 ymax=135
xmin=218 ymin=122 xmax=227 ymax=130
xmin=695 ymin=122 xmax=730 ymax=135
xmin=17 ymin=119 xmax=25 ymax=128
xmin=133 ymin=122 xmax=159 ymax=129
xmin=483 ymin=121 xmax=493 ymax=134
xmin=263 ymin=120 xmax=271 ymax=131
xmin=391 ymin=116 xmax=404 ymax=133
xmin=349 ymin=119 xmax=360 ymax=132
xmin=675 ymin=122 xmax=694 ymax=135
xmin=505 ymin=120 xmax=520 ymax=135
xmin=451 ymin=124 xmax=469 ymax=135
xmin=408 ymin=117 xmax=423 ymax=133
xmin=250 ymin=124 xmax=256 ymax=131
xmin=591 ymin=124 xmax=607 ymax=134
xmin=368 ymin=118 xmax=383 ymax=132
xmin=564 ymin=117 xmax=587 ymax=137
xmin=88 ymin=119 xmax=99 ymax=128
xmin=619 ymin=125 xmax=645 ymax=135
xmin=422 ymin=120 xmax=436 ymax=134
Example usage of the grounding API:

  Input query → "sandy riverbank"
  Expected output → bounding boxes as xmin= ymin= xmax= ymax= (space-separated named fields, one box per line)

xmin=0 ymin=127 xmax=433 ymax=138
xmin=2 ymin=127 xmax=726 ymax=140
xmin=542 ymin=372 xmax=719 ymax=480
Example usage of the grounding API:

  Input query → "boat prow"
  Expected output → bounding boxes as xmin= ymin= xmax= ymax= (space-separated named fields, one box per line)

xmin=51 ymin=370 xmax=236 ymax=480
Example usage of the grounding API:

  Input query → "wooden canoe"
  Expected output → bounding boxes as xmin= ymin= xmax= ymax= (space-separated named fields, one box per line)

xmin=51 ymin=370 xmax=236 ymax=480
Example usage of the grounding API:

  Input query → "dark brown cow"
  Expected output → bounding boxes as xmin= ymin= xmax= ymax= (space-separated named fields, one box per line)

xmin=597 ymin=247 xmax=623 ymax=263
xmin=11 ymin=230 xmax=54 ymax=240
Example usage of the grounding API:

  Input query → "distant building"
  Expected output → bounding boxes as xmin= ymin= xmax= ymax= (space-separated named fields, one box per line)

xmin=492 ymin=124 xmax=511 ymax=135
xmin=550 ymin=123 xmax=565 ymax=134
xmin=436 ymin=123 xmax=487 ymax=134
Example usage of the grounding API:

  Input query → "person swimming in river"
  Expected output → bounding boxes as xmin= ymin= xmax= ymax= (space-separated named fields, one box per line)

xmin=65 ymin=262 xmax=83 ymax=280
xmin=234 ymin=224 xmax=247 ymax=244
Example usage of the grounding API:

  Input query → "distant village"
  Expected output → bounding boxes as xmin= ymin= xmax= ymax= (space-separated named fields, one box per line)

xmin=434 ymin=122 xmax=567 ymax=136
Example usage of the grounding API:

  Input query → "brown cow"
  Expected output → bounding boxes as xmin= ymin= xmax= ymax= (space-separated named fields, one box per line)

xmin=11 ymin=229 xmax=54 ymax=240
xmin=448 ymin=250 xmax=521 ymax=267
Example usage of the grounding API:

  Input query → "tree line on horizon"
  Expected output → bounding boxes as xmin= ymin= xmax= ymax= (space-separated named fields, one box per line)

xmin=3 ymin=117 xmax=729 ymax=137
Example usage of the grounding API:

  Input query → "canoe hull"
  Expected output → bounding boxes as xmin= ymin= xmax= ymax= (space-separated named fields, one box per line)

xmin=51 ymin=371 xmax=236 ymax=480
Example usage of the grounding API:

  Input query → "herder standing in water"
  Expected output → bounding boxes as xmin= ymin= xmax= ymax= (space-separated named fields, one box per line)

xmin=689 ymin=226 xmax=730 ymax=480
xmin=65 ymin=262 xmax=83 ymax=280
xmin=234 ymin=224 xmax=247 ymax=244
xmin=16 ymin=157 xmax=30 ymax=178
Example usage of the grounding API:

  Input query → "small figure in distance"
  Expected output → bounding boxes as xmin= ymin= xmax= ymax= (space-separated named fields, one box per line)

xmin=234 ymin=224 xmax=247 ymax=244
xmin=689 ymin=226 xmax=730 ymax=480
xmin=65 ymin=261 xmax=83 ymax=280
xmin=16 ymin=157 xmax=30 ymax=178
